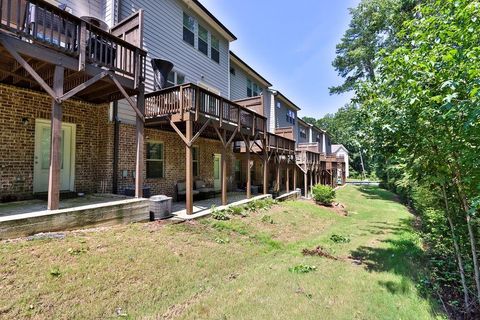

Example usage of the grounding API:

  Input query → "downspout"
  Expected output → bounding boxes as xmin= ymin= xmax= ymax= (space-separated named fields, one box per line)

xmin=112 ymin=101 xmax=120 ymax=194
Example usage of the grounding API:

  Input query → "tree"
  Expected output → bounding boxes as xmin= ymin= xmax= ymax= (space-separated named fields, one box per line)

xmin=330 ymin=0 xmax=417 ymax=94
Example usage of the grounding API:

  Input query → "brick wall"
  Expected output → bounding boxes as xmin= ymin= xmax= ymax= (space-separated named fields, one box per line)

xmin=116 ymin=124 xmax=237 ymax=198
xmin=0 ymin=83 xmax=113 ymax=200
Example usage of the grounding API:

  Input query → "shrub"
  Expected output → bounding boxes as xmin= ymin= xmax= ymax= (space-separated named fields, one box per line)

xmin=311 ymin=184 xmax=336 ymax=205
xmin=330 ymin=234 xmax=351 ymax=243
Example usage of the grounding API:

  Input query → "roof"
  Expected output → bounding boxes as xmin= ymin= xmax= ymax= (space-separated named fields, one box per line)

xmin=332 ymin=144 xmax=349 ymax=154
xmin=271 ymin=90 xmax=301 ymax=111
xmin=297 ymin=117 xmax=309 ymax=127
xmin=183 ymin=0 xmax=237 ymax=42
xmin=230 ymin=51 xmax=272 ymax=87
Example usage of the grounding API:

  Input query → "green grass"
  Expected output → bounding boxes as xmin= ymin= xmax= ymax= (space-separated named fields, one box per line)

xmin=0 ymin=186 xmax=445 ymax=319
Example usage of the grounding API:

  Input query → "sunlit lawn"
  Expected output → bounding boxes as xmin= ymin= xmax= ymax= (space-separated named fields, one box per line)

xmin=0 ymin=186 xmax=445 ymax=319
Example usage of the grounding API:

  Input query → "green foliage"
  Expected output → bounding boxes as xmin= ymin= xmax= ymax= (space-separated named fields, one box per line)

xmin=210 ymin=205 xmax=230 ymax=221
xmin=49 ymin=267 xmax=61 ymax=278
xmin=312 ymin=185 xmax=336 ymax=205
xmin=330 ymin=234 xmax=351 ymax=244
xmin=333 ymin=0 xmax=480 ymax=315
xmin=288 ymin=264 xmax=317 ymax=274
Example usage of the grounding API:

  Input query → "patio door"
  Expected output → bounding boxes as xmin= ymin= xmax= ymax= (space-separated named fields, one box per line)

xmin=213 ymin=154 xmax=221 ymax=191
xmin=33 ymin=119 xmax=76 ymax=193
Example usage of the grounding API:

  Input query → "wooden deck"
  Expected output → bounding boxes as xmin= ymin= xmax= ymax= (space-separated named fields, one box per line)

xmin=0 ymin=0 xmax=147 ymax=103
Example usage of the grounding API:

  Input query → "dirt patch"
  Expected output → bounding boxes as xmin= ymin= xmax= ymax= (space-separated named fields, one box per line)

xmin=302 ymin=246 xmax=338 ymax=260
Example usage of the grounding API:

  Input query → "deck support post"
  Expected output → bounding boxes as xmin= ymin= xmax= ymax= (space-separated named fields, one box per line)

xmin=263 ymin=137 xmax=268 ymax=195
xmin=293 ymin=165 xmax=297 ymax=191
xmin=246 ymin=136 xmax=251 ymax=199
xmin=185 ymin=119 xmax=193 ymax=214
xmin=47 ymin=65 xmax=64 ymax=210
xmin=286 ymin=163 xmax=290 ymax=193
xmin=275 ymin=156 xmax=280 ymax=193
xmin=135 ymin=84 xmax=145 ymax=198
xmin=221 ymin=130 xmax=228 ymax=206
xmin=304 ymin=171 xmax=308 ymax=198
xmin=310 ymin=170 xmax=314 ymax=196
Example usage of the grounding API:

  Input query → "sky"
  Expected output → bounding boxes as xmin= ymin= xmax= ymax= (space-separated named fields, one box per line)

xmin=199 ymin=0 xmax=360 ymax=119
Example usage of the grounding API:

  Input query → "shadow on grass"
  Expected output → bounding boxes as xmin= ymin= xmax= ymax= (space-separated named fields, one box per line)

xmin=357 ymin=186 xmax=401 ymax=202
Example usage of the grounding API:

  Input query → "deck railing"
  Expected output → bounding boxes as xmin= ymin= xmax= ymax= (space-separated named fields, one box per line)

xmin=0 ymin=0 xmax=146 ymax=79
xmin=145 ymin=83 xmax=267 ymax=133
xmin=267 ymin=133 xmax=296 ymax=153
xmin=296 ymin=149 xmax=323 ymax=166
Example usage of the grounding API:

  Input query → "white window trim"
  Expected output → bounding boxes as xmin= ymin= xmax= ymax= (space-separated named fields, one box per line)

xmin=146 ymin=140 xmax=165 ymax=179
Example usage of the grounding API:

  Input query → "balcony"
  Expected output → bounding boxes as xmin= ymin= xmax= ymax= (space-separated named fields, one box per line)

xmin=145 ymin=83 xmax=267 ymax=138
xmin=0 ymin=0 xmax=147 ymax=103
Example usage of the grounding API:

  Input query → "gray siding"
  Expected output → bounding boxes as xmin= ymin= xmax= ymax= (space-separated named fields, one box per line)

xmin=273 ymin=96 xmax=297 ymax=129
xmin=118 ymin=0 xmax=230 ymax=124
xmin=229 ymin=62 xmax=267 ymax=101
xmin=297 ymin=122 xmax=309 ymax=144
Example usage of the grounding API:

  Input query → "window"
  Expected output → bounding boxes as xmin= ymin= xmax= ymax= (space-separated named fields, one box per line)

xmin=286 ymin=110 xmax=295 ymax=125
xmin=316 ymin=134 xmax=321 ymax=142
xmin=276 ymin=101 xmax=281 ymax=109
xmin=192 ymin=146 xmax=199 ymax=177
xmin=198 ymin=24 xmax=208 ymax=55
xmin=211 ymin=35 xmax=220 ymax=63
xmin=230 ymin=67 xmax=236 ymax=75
xmin=182 ymin=12 xmax=221 ymax=64
xmin=183 ymin=13 xmax=195 ymax=46
xmin=147 ymin=142 xmax=164 ymax=178
xmin=165 ymin=70 xmax=186 ymax=88
xmin=247 ymin=79 xmax=252 ymax=97
xmin=299 ymin=128 xmax=307 ymax=139
xmin=247 ymin=79 xmax=262 ymax=97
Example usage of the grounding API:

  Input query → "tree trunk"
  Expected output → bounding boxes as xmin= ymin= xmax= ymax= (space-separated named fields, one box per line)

xmin=453 ymin=175 xmax=480 ymax=305
xmin=442 ymin=185 xmax=470 ymax=309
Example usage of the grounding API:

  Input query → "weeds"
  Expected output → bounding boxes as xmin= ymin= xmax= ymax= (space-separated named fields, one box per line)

xmin=261 ymin=215 xmax=274 ymax=224
xmin=288 ymin=264 xmax=317 ymax=274
xmin=211 ymin=205 xmax=230 ymax=221
xmin=330 ymin=234 xmax=351 ymax=244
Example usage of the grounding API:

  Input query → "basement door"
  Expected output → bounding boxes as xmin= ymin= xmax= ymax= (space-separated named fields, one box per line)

xmin=213 ymin=154 xmax=221 ymax=191
xmin=33 ymin=119 xmax=76 ymax=193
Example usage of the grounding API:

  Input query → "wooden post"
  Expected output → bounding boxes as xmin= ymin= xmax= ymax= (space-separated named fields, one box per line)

xmin=186 ymin=119 xmax=193 ymax=214
xmin=286 ymin=164 xmax=290 ymax=193
xmin=263 ymin=137 xmax=268 ymax=195
xmin=304 ymin=171 xmax=308 ymax=198
xmin=310 ymin=170 xmax=314 ymax=192
xmin=246 ymin=136 xmax=251 ymax=199
xmin=135 ymin=84 xmax=145 ymax=198
xmin=293 ymin=165 xmax=297 ymax=191
xmin=275 ymin=157 xmax=280 ymax=193
xmin=221 ymin=129 xmax=228 ymax=206
xmin=47 ymin=65 xmax=64 ymax=210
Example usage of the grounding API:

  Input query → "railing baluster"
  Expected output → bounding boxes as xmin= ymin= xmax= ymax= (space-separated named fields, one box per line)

xmin=6 ymin=0 xmax=11 ymax=28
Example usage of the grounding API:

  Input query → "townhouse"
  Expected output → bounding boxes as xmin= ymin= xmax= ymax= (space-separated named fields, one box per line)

xmin=0 ymin=0 xmax=346 ymax=220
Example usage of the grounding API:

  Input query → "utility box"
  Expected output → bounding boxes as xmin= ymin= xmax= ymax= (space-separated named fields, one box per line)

xmin=149 ymin=195 xmax=173 ymax=220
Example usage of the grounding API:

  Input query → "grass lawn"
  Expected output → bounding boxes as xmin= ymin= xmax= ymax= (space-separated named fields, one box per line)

xmin=0 ymin=186 xmax=445 ymax=319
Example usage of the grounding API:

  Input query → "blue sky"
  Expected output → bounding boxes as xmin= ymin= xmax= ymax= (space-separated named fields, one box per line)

xmin=200 ymin=0 xmax=360 ymax=119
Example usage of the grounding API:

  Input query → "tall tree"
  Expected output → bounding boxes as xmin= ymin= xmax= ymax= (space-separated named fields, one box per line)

xmin=330 ymin=0 xmax=417 ymax=94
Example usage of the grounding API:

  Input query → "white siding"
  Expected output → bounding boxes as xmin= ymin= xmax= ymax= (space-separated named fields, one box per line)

xmin=118 ymin=0 xmax=230 ymax=124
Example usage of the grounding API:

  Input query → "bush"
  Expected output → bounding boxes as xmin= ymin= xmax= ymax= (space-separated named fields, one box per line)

xmin=311 ymin=184 xmax=336 ymax=205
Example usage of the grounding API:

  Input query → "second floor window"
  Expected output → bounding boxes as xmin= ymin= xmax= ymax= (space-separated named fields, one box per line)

xmin=247 ymin=79 xmax=261 ymax=97
xmin=286 ymin=110 xmax=295 ymax=125
xmin=183 ymin=13 xmax=195 ymax=46
xmin=211 ymin=35 xmax=220 ymax=63
xmin=299 ymin=128 xmax=307 ymax=139
xmin=166 ymin=71 xmax=186 ymax=88
xmin=198 ymin=25 xmax=208 ymax=55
